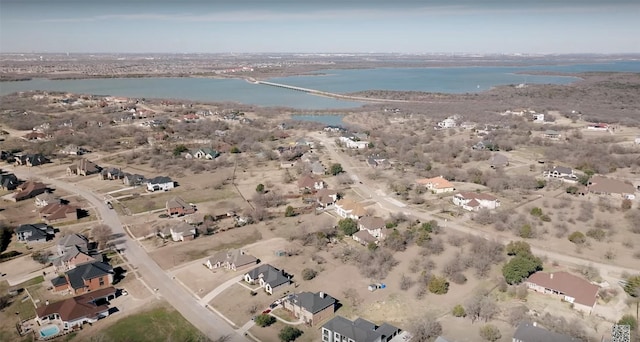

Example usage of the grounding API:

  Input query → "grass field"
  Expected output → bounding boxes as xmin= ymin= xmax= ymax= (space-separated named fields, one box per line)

xmin=100 ymin=304 xmax=204 ymax=342
xmin=120 ymin=188 xmax=236 ymax=214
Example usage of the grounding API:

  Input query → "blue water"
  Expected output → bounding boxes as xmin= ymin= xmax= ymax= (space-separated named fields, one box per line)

xmin=291 ymin=115 xmax=344 ymax=126
xmin=39 ymin=324 xmax=60 ymax=338
xmin=1 ymin=61 xmax=638 ymax=109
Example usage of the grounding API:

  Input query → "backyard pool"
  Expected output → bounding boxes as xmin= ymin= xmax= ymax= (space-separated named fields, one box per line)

xmin=39 ymin=324 xmax=60 ymax=338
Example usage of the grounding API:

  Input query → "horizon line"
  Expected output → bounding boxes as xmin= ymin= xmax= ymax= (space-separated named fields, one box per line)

xmin=2 ymin=52 xmax=640 ymax=56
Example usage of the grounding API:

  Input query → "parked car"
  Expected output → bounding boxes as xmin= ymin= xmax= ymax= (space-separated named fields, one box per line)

xmin=106 ymin=201 xmax=113 ymax=209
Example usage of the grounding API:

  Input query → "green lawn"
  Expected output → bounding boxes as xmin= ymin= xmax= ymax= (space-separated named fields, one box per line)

xmin=101 ymin=305 xmax=205 ymax=342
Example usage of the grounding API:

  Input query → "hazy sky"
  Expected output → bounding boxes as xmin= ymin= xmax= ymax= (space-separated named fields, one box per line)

xmin=1 ymin=0 xmax=639 ymax=54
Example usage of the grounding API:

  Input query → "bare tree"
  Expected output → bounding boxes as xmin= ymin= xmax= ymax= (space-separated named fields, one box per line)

xmin=92 ymin=224 xmax=113 ymax=250
xmin=409 ymin=317 xmax=442 ymax=342
xmin=342 ymin=288 xmax=363 ymax=308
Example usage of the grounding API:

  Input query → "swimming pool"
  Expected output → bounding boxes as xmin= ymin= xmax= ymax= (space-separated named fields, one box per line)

xmin=39 ymin=324 xmax=60 ymax=338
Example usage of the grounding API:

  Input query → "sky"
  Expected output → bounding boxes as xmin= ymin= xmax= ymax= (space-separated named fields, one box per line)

xmin=1 ymin=0 xmax=639 ymax=54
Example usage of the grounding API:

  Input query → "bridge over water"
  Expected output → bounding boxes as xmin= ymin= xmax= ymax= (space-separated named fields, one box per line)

xmin=253 ymin=80 xmax=411 ymax=103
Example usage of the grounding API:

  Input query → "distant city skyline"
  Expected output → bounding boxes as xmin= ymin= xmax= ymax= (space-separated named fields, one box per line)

xmin=1 ymin=0 xmax=639 ymax=54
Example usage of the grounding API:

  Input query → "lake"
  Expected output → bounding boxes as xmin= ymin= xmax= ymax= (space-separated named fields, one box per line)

xmin=1 ymin=61 xmax=638 ymax=109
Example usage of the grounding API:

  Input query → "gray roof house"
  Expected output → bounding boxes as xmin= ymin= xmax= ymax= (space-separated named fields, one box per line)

xmin=283 ymin=291 xmax=336 ymax=326
xmin=244 ymin=264 xmax=291 ymax=294
xmin=123 ymin=173 xmax=145 ymax=186
xmin=146 ymin=176 xmax=174 ymax=192
xmin=52 ymin=261 xmax=114 ymax=295
xmin=57 ymin=233 xmax=91 ymax=255
xmin=206 ymin=249 xmax=258 ymax=271
xmin=321 ymin=316 xmax=402 ymax=342
xmin=15 ymin=223 xmax=55 ymax=243
xmin=513 ymin=321 xmax=579 ymax=342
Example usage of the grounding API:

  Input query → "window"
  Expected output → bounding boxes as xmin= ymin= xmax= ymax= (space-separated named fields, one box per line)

xmin=99 ymin=277 xmax=105 ymax=286
xmin=322 ymin=329 xmax=329 ymax=336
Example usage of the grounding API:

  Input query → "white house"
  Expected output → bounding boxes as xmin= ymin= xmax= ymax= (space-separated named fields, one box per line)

xmin=416 ymin=176 xmax=455 ymax=194
xmin=437 ymin=118 xmax=457 ymax=128
xmin=338 ymin=137 xmax=368 ymax=149
xmin=146 ymin=176 xmax=174 ymax=192
xmin=452 ymin=192 xmax=500 ymax=211
xmin=586 ymin=123 xmax=609 ymax=131
xmin=166 ymin=222 xmax=197 ymax=242
xmin=543 ymin=166 xmax=578 ymax=183
xmin=334 ymin=199 xmax=367 ymax=220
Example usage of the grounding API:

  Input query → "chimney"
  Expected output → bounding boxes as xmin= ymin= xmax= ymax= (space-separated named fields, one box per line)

xmin=45 ymin=300 xmax=49 ymax=306
xmin=550 ymin=273 xmax=554 ymax=279
xmin=319 ymin=292 xmax=325 ymax=299
xmin=533 ymin=322 xmax=537 ymax=327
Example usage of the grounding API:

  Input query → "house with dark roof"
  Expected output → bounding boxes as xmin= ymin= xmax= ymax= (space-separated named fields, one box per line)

xmin=166 ymin=196 xmax=196 ymax=216
xmin=123 ymin=173 xmax=145 ymax=186
xmin=244 ymin=264 xmax=291 ymax=294
xmin=15 ymin=223 xmax=55 ymax=243
xmin=146 ymin=176 xmax=174 ymax=192
xmin=185 ymin=148 xmax=220 ymax=160
xmin=0 ymin=172 xmax=20 ymax=190
xmin=52 ymin=261 xmax=114 ymax=295
xmin=513 ymin=321 xmax=579 ymax=342
xmin=453 ymin=192 xmax=500 ymax=211
xmin=205 ymin=249 xmax=258 ymax=271
xmin=525 ymin=271 xmax=599 ymax=314
xmin=39 ymin=203 xmax=80 ymax=223
xmin=36 ymin=286 xmax=117 ymax=331
xmin=57 ymin=234 xmax=90 ymax=256
xmin=588 ymin=175 xmax=636 ymax=200
xmin=11 ymin=180 xmax=47 ymax=202
xmin=282 ymin=291 xmax=336 ymax=326
xmin=543 ymin=166 xmax=578 ymax=183
xmin=14 ymin=153 xmax=49 ymax=167
xmin=66 ymin=158 xmax=101 ymax=176
xmin=101 ymin=167 xmax=124 ymax=180
xmin=321 ymin=315 xmax=402 ymax=342
xmin=53 ymin=245 xmax=101 ymax=273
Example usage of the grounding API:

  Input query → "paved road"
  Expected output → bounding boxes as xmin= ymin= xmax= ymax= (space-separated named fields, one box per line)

xmin=12 ymin=169 xmax=248 ymax=342
xmin=311 ymin=132 xmax=640 ymax=281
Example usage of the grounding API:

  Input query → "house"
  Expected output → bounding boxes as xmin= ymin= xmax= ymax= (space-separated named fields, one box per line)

xmin=12 ymin=180 xmax=47 ymax=202
xmin=416 ymin=176 xmax=455 ymax=194
xmin=588 ymin=175 xmax=636 ymax=200
xmin=296 ymin=137 xmax=315 ymax=149
xmin=59 ymin=144 xmax=84 ymax=155
xmin=123 ymin=173 xmax=145 ymax=186
xmin=35 ymin=192 xmax=60 ymax=207
xmin=366 ymin=155 xmax=389 ymax=169
xmin=453 ymin=192 xmax=500 ymax=211
xmin=586 ymin=123 xmax=609 ymax=131
xmin=36 ymin=287 xmax=116 ymax=332
xmin=513 ymin=321 xmax=579 ymax=342
xmin=243 ymin=264 xmax=291 ymax=294
xmin=282 ymin=291 xmax=336 ymax=326
xmin=316 ymin=189 xmax=338 ymax=208
xmin=298 ymin=175 xmax=325 ymax=192
xmin=57 ymin=234 xmax=91 ymax=256
xmin=185 ymin=148 xmax=220 ymax=160
xmin=24 ymin=131 xmax=48 ymax=141
xmin=353 ymin=230 xmax=379 ymax=246
xmin=40 ymin=203 xmax=80 ymax=223
xmin=437 ymin=118 xmax=457 ymax=128
xmin=146 ymin=176 xmax=174 ymax=192
xmin=525 ymin=271 xmax=599 ymax=314
xmin=334 ymin=198 xmax=367 ymax=220
xmin=15 ymin=223 xmax=55 ymax=243
xmin=358 ymin=216 xmax=386 ymax=239
xmin=51 ymin=261 xmax=114 ymax=295
xmin=159 ymin=222 xmax=197 ymax=242
xmin=543 ymin=166 xmax=578 ymax=183
xmin=0 ymin=172 xmax=20 ymax=190
xmin=67 ymin=158 xmax=101 ymax=176
xmin=101 ymin=168 xmax=124 ymax=180
xmin=205 ymin=249 xmax=258 ymax=271
xmin=280 ymin=161 xmax=297 ymax=168
xmin=166 ymin=196 xmax=196 ymax=216
xmin=14 ymin=153 xmax=49 ymax=167
xmin=542 ymin=130 xmax=562 ymax=140
xmin=338 ymin=137 xmax=368 ymax=149
xmin=321 ymin=315 xmax=402 ymax=342
xmin=310 ymin=161 xmax=326 ymax=175
xmin=489 ymin=153 xmax=509 ymax=168
xmin=53 ymin=245 xmax=101 ymax=273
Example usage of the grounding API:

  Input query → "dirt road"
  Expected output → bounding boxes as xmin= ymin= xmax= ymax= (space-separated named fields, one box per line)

xmin=11 ymin=168 xmax=248 ymax=342
xmin=310 ymin=132 xmax=640 ymax=281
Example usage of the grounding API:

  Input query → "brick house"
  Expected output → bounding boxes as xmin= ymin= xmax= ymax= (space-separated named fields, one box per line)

xmin=321 ymin=316 xmax=402 ymax=342
xmin=282 ymin=291 xmax=336 ymax=326
xmin=51 ymin=261 xmax=114 ymax=295
xmin=36 ymin=287 xmax=116 ymax=331
xmin=66 ymin=158 xmax=101 ymax=176
xmin=12 ymin=180 xmax=47 ymax=202
xmin=40 ymin=203 xmax=80 ymax=223
xmin=166 ymin=196 xmax=196 ymax=216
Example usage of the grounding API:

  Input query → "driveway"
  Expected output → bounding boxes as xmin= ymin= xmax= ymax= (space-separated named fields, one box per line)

xmin=11 ymin=168 xmax=248 ymax=342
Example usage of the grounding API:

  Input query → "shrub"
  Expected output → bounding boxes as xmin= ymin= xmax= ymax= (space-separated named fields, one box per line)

xmin=452 ymin=304 xmax=466 ymax=317
xmin=506 ymin=241 xmax=531 ymax=256
xmin=254 ymin=314 xmax=276 ymax=327
xmin=518 ymin=224 xmax=533 ymax=239
xmin=618 ymin=314 xmax=638 ymax=330
xmin=330 ymin=163 xmax=344 ymax=176
xmin=338 ymin=218 xmax=358 ymax=236
xmin=285 ymin=206 xmax=295 ymax=217
xmin=586 ymin=228 xmax=606 ymax=241
xmin=530 ymin=207 xmax=543 ymax=217
xmin=502 ymin=253 xmax=543 ymax=284
xmin=428 ymin=276 xmax=449 ymax=295
xmin=568 ymin=231 xmax=586 ymax=244
xmin=301 ymin=268 xmax=317 ymax=281
xmin=256 ymin=183 xmax=265 ymax=193
xmin=479 ymin=324 xmax=502 ymax=342
xmin=279 ymin=326 xmax=303 ymax=342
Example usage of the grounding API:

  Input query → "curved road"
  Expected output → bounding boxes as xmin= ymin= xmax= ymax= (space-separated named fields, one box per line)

xmin=12 ymin=170 xmax=247 ymax=342
xmin=311 ymin=132 xmax=640 ymax=280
